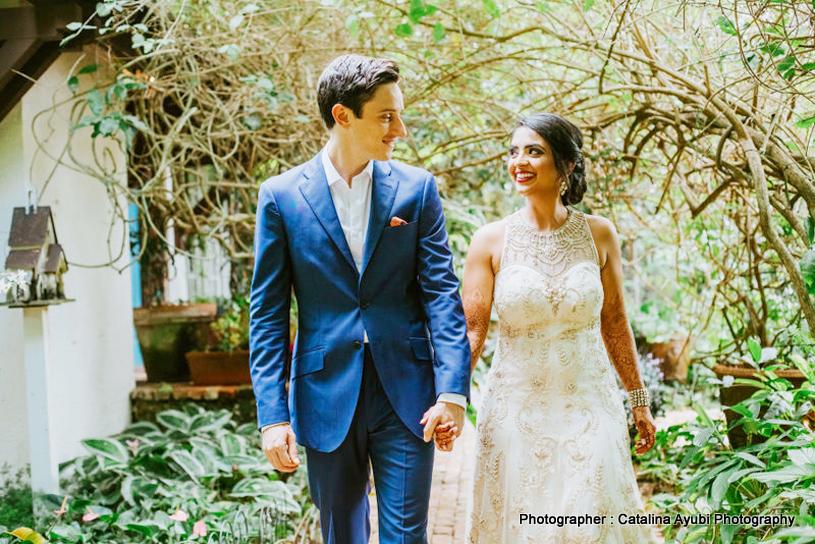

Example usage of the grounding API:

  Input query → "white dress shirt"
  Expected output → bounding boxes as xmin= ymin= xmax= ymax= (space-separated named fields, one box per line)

xmin=260 ymin=152 xmax=465 ymax=431
xmin=322 ymin=151 xmax=373 ymax=273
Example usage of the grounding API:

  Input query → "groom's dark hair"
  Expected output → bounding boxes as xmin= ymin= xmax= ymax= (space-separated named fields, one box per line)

xmin=317 ymin=54 xmax=400 ymax=129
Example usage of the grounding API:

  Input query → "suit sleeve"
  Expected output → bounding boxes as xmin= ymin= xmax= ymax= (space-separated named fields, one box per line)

xmin=249 ymin=182 xmax=292 ymax=429
xmin=416 ymin=173 xmax=472 ymax=399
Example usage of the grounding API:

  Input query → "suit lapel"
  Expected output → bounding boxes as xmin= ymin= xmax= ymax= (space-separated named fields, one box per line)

xmin=361 ymin=160 xmax=397 ymax=278
xmin=298 ymin=152 xmax=357 ymax=272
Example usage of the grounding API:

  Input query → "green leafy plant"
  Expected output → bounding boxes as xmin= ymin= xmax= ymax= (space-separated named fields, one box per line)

xmin=209 ymin=297 xmax=250 ymax=353
xmin=635 ymin=423 xmax=697 ymax=494
xmin=29 ymin=405 xmax=312 ymax=543
xmin=0 ymin=467 xmax=34 ymax=531
xmin=801 ymin=217 xmax=815 ymax=296
xmin=647 ymin=358 xmax=815 ymax=544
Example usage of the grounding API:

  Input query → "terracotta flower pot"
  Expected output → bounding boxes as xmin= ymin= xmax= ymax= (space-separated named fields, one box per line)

xmin=133 ymin=303 xmax=217 ymax=383
xmin=712 ymin=363 xmax=807 ymax=448
xmin=185 ymin=350 xmax=252 ymax=385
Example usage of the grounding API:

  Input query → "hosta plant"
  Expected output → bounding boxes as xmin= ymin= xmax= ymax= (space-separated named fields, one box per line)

xmin=2 ymin=405 xmax=310 ymax=543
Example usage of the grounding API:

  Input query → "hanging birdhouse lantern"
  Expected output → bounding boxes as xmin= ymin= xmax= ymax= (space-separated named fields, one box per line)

xmin=4 ymin=205 xmax=68 ymax=304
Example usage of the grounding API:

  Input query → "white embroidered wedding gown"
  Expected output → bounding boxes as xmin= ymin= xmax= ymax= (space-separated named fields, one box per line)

xmin=466 ymin=208 xmax=655 ymax=544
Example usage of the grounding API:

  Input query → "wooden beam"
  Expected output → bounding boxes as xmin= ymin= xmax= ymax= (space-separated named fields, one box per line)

xmin=0 ymin=3 xmax=83 ymax=41
xmin=0 ymin=1 xmax=91 ymax=122
xmin=0 ymin=37 xmax=39 ymax=89
xmin=0 ymin=6 xmax=39 ymax=40
xmin=0 ymin=38 xmax=60 ymax=121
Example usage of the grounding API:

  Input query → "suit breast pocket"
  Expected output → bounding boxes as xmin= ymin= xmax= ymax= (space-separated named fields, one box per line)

xmin=382 ymin=220 xmax=419 ymax=252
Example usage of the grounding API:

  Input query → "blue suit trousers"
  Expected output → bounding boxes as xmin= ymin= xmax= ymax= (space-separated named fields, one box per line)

xmin=305 ymin=346 xmax=435 ymax=544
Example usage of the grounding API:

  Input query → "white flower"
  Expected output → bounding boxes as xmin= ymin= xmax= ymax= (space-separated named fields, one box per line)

xmin=0 ymin=270 xmax=27 ymax=294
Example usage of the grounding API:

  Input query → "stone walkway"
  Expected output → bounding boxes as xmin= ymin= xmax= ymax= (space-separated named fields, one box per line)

xmin=366 ymin=407 xmax=723 ymax=544
xmin=369 ymin=419 xmax=475 ymax=544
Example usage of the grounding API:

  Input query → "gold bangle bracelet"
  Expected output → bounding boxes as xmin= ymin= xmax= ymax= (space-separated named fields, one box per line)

xmin=628 ymin=388 xmax=650 ymax=408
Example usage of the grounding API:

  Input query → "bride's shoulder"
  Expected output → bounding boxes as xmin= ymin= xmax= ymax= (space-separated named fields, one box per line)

xmin=471 ymin=219 xmax=506 ymax=245
xmin=468 ymin=219 xmax=506 ymax=258
xmin=468 ymin=220 xmax=507 ymax=273
xmin=583 ymin=213 xmax=620 ymax=268
xmin=583 ymin=213 xmax=618 ymax=240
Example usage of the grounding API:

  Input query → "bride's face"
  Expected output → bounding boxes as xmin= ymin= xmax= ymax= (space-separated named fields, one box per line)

xmin=507 ymin=126 xmax=560 ymax=197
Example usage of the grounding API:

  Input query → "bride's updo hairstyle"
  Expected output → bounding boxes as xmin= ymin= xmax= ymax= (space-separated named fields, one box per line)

xmin=515 ymin=113 xmax=587 ymax=206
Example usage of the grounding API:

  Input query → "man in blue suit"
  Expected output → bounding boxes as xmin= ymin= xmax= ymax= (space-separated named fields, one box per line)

xmin=249 ymin=54 xmax=471 ymax=544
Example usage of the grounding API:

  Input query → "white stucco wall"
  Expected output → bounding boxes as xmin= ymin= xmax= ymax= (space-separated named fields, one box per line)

xmin=0 ymin=48 xmax=135 ymax=485
xmin=0 ymin=102 xmax=30 ymax=480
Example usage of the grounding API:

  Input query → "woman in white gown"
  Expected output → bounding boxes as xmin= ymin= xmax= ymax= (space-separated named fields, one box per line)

xmin=460 ymin=113 xmax=657 ymax=543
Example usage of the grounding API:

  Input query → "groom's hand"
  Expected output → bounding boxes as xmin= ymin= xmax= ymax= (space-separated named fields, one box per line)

xmin=420 ymin=402 xmax=464 ymax=451
xmin=262 ymin=424 xmax=300 ymax=472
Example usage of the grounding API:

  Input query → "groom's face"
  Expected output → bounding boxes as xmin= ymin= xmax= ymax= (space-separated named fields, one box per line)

xmin=347 ymin=82 xmax=407 ymax=161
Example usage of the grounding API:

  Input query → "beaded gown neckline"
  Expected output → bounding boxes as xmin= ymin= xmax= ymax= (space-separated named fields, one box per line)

xmin=515 ymin=207 xmax=572 ymax=235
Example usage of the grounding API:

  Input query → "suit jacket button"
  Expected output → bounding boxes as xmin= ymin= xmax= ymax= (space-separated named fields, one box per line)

xmin=353 ymin=340 xmax=363 ymax=350
xmin=360 ymin=301 xmax=370 ymax=310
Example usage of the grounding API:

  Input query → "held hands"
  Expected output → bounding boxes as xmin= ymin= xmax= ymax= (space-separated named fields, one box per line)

xmin=420 ymin=401 xmax=465 ymax=452
xmin=262 ymin=424 xmax=300 ymax=472
xmin=632 ymin=406 xmax=656 ymax=455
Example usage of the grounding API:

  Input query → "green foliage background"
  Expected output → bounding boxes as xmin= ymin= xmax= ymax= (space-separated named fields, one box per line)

xmin=54 ymin=0 xmax=815 ymax=362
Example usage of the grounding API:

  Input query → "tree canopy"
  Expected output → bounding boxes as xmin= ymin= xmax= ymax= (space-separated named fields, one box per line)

xmin=53 ymin=0 xmax=815 ymax=364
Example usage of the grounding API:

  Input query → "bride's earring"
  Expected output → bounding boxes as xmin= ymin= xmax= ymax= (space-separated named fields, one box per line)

xmin=559 ymin=177 xmax=568 ymax=195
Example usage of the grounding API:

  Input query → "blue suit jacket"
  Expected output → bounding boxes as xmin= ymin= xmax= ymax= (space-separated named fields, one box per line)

xmin=249 ymin=151 xmax=471 ymax=452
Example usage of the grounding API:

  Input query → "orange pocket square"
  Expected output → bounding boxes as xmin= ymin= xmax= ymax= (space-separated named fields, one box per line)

xmin=390 ymin=216 xmax=408 ymax=227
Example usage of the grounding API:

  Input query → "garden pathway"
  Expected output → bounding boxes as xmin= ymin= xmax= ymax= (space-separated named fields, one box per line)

xmin=366 ymin=407 xmax=723 ymax=543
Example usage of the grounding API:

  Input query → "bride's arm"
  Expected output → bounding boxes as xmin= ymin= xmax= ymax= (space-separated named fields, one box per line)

xmin=590 ymin=215 xmax=656 ymax=454
xmin=462 ymin=223 xmax=501 ymax=373
xmin=595 ymin=220 xmax=644 ymax=392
